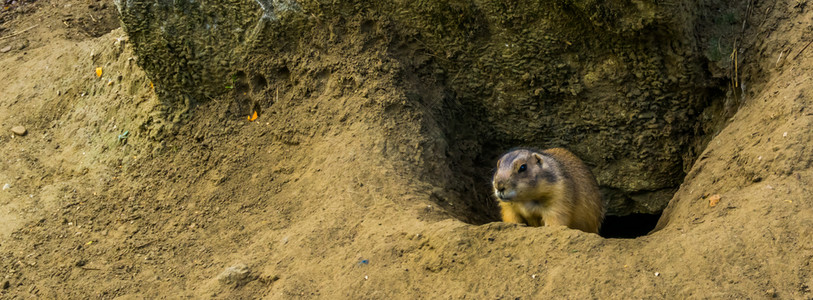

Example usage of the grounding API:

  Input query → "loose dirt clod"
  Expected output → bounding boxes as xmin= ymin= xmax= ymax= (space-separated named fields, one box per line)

xmin=217 ymin=264 xmax=254 ymax=286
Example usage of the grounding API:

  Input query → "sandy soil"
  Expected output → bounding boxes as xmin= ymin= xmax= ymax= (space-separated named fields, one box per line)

xmin=1 ymin=0 xmax=812 ymax=299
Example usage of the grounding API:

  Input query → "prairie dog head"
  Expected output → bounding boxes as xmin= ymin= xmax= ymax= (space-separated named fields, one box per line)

xmin=492 ymin=149 xmax=559 ymax=202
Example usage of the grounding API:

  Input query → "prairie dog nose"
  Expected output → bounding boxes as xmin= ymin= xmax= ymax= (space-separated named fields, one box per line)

xmin=494 ymin=180 xmax=507 ymax=192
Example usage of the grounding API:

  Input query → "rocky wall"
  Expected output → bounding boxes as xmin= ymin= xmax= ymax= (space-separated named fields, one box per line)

xmin=116 ymin=0 xmax=715 ymax=216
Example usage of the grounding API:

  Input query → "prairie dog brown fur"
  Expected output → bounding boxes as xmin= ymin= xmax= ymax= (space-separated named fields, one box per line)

xmin=492 ymin=148 xmax=604 ymax=233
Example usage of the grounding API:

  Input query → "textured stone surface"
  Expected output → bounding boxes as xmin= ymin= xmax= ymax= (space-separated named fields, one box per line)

xmin=116 ymin=0 xmax=711 ymax=215
xmin=11 ymin=126 xmax=26 ymax=136
xmin=216 ymin=264 xmax=254 ymax=286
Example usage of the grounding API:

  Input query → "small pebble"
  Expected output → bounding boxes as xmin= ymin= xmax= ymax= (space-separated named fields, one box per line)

xmin=655 ymin=272 xmax=660 ymax=276
xmin=2 ymin=183 xmax=9 ymax=190
xmin=0 ymin=46 xmax=11 ymax=53
xmin=75 ymin=259 xmax=87 ymax=267
xmin=11 ymin=126 xmax=26 ymax=136
xmin=708 ymin=194 xmax=721 ymax=207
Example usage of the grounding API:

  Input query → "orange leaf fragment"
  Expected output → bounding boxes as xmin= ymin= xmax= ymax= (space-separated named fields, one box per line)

xmin=247 ymin=111 xmax=258 ymax=121
xmin=95 ymin=67 xmax=103 ymax=77
xmin=708 ymin=194 xmax=721 ymax=207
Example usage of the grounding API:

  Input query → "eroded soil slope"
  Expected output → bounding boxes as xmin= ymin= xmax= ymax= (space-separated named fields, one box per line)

xmin=1 ymin=0 xmax=812 ymax=299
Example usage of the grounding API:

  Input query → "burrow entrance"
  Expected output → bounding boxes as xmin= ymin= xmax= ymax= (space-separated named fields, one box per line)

xmin=428 ymin=84 xmax=734 ymax=239
xmin=408 ymin=68 xmax=735 ymax=239
xmin=600 ymin=213 xmax=663 ymax=239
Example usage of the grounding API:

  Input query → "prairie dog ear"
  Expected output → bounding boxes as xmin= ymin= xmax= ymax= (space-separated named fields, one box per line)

xmin=532 ymin=153 xmax=545 ymax=166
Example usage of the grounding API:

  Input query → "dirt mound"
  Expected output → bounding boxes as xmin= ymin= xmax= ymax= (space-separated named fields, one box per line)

xmin=1 ymin=0 xmax=812 ymax=298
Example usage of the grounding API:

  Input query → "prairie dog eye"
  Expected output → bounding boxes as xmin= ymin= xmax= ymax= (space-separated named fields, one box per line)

xmin=518 ymin=164 xmax=527 ymax=173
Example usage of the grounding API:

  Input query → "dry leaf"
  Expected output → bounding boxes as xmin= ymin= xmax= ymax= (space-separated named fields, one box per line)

xmin=95 ymin=67 xmax=103 ymax=77
xmin=247 ymin=111 xmax=258 ymax=121
xmin=708 ymin=194 xmax=721 ymax=207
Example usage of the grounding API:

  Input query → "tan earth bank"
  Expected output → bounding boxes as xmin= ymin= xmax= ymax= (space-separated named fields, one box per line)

xmin=1 ymin=0 xmax=812 ymax=298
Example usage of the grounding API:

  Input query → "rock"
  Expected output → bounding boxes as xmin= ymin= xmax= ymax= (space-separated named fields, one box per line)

xmin=11 ymin=125 xmax=26 ymax=136
xmin=217 ymin=263 xmax=255 ymax=286
xmin=0 ymin=46 xmax=11 ymax=53
xmin=117 ymin=0 xmax=710 ymax=215
xmin=75 ymin=259 xmax=87 ymax=267
xmin=2 ymin=183 xmax=9 ymax=190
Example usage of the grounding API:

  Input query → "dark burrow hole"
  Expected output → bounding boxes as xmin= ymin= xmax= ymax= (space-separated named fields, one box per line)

xmin=227 ymin=71 xmax=255 ymax=117
xmin=410 ymin=74 xmax=733 ymax=240
xmin=250 ymin=73 xmax=268 ymax=94
xmin=599 ymin=213 xmax=662 ymax=239
xmin=403 ymin=54 xmax=737 ymax=239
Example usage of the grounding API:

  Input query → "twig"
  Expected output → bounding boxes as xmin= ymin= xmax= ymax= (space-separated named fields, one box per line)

xmin=742 ymin=0 xmax=754 ymax=32
xmin=2 ymin=18 xmax=19 ymax=28
xmin=776 ymin=49 xmax=784 ymax=66
xmin=0 ymin=24 xmax=38 ymax=41
xmin=135 ymin=240 xmax=154 ymax=249
xmin=793 ymin=39 xmax=813 ymax=60
xmin=730 ymin=40 xmax=738 ymax=88
xmin=759 ymin=1 xmax=777 ymax=28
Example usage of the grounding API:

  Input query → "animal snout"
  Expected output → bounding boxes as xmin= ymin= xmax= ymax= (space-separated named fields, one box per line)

xmin=494 ymin=180 xmax=506 ymax=191
xmin=494 ymin=183 xmax=506 ymax=197
xmin=493 ymin=181 xmax=515 ymax=201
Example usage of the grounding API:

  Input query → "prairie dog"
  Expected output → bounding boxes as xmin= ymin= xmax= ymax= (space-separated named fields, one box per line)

xmin=492 ymin=148 xmax=604 ymax=233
